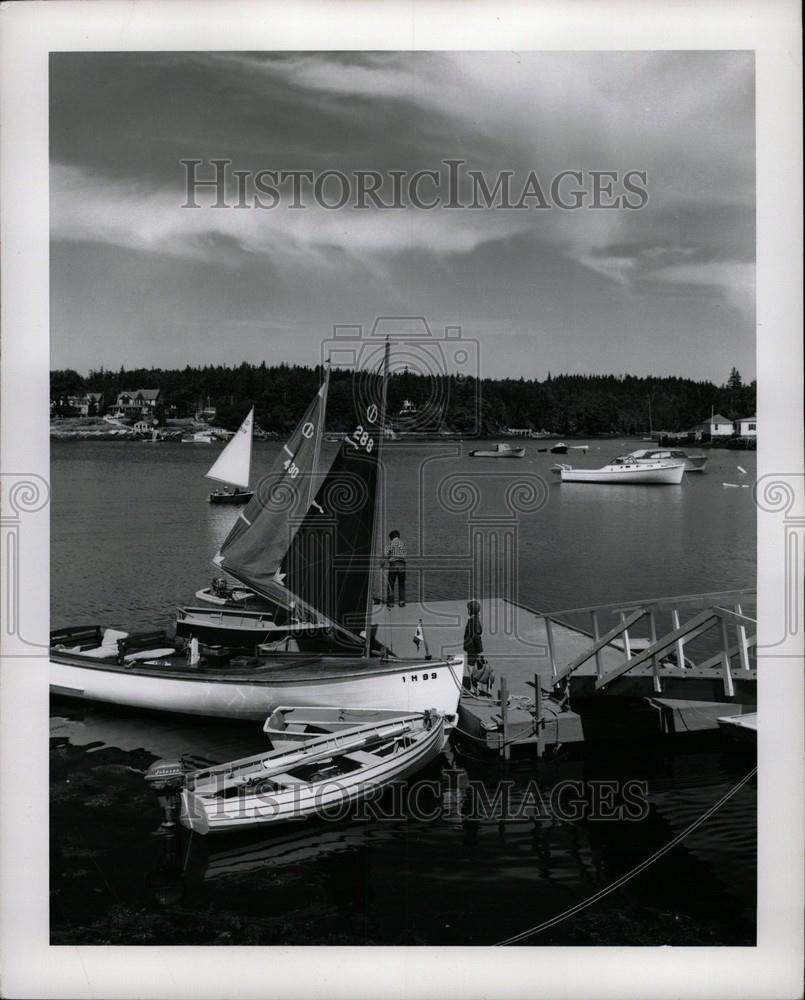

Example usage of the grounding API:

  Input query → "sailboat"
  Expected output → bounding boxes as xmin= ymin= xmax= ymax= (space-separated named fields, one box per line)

xmin=50 ymin=349 xmax=465 ymax=727
xmin=207 ymin=409 xmax=255 ymax=504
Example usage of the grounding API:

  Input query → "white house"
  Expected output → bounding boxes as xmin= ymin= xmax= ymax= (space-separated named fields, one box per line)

xmin=690 ymin=413 xmax=734 ymax=439
xmin=116 ymin=388 xmax=162 ymax=418
xmin=733 ymin=415 xmax=757 ymax=437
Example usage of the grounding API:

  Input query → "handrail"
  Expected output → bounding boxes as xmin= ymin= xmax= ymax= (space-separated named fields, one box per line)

xmin=512 ymin=588 xmax=755 ymax=623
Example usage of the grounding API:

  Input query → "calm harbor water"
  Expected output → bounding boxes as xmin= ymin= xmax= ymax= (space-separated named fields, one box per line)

xmin=50 ymin=438 xmax=757 ymax=945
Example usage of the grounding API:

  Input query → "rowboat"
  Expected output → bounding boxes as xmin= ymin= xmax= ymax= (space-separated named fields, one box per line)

xmin=50 ymin=626 xmax=464 ymax=724
xmin=263 ymin=704 xmax=437 ymax=750
xmin=468 ymin=443 xmax=525 ymax=458
xmin=552 ymin=456 xmax=685 ymax=484
xmin=627 ymin=447 xmax=708 ymax=473
xmin=147 ymin=711 xmax=445 ymax=834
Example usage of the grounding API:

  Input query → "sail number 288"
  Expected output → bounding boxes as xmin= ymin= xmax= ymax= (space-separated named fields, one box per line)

xmin=350 ymin=425 xmax=374 ymax=453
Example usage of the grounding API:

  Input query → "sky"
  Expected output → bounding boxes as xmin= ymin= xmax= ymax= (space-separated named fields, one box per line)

xmin=50 ymin=51 xmax=755 ymax=383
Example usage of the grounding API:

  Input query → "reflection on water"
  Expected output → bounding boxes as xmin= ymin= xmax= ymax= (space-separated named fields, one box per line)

xmin=51 ymin=699 xmax=756 ymax=946
xmin=50 ymin=439 xmax=756 ymax=944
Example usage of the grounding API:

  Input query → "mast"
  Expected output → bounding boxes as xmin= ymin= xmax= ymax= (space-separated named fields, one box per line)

xmin=309 ymin=360 xmax=330 ymax=509
xmin=364 ymin=339 xmax=390 ymax=657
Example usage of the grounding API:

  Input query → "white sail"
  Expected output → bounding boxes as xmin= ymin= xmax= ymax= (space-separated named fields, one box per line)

xmin=205 ymin=408 xmax=253 ymax=488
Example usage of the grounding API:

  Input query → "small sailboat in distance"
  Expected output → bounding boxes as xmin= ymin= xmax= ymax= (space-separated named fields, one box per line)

xmin=207 ymin=408 xmax=255 ymax=504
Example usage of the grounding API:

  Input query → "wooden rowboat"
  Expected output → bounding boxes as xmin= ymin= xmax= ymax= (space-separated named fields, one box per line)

xmin=153 ymin=711 xmax=445 ymax=834
xmin=263 ymin=705 xmax=439 ymax=750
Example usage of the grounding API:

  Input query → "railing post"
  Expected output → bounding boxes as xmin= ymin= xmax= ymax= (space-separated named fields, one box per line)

xmin=499 ymin=675 xmax=510 ymax=760
xmin=619 ymin=612 xmax=632 ymax=660
xmin=671 ymin=608 xmax=686 ymax=668
xmin=544 ymin=617 xmax=558 ymax=679
xmin=734 ymin=603 xmax=752 ymax=671
xmin=534 ymin=673 xmax=544 ymax=757
xmin=649 ymin=610 xmax=661 ymax=693
xmin=719 ymin=617 xmax=735 ymax=697
xmin=591 ymin=610 xmax=603 ymax=680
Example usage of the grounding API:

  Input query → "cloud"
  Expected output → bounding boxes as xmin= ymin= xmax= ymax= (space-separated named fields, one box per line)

xmin=50 ymin=162 xmax=538 ymax=270
xmin=648 ymin=260 xmax=756 ymax=316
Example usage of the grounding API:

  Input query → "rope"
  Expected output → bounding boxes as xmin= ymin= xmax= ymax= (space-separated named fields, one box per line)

xmin=493 ymin=764 xmax=757 ymax=946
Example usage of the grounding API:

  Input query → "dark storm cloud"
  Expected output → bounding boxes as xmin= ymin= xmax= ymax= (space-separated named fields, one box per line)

xmin=50 ymin=50 xmax=755 ymax=380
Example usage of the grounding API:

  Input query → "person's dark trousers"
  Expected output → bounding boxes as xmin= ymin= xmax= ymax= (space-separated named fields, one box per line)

xmin=387 ymin=560 xmax=406 ymax=605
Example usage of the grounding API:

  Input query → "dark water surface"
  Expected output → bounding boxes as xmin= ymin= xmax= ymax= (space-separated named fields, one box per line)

xmin=50 ymin=439 xmax=757 ymax=945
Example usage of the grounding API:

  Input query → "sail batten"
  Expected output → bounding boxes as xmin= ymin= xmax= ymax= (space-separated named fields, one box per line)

xmin=205 ymin=408 xmax=253 ymax=488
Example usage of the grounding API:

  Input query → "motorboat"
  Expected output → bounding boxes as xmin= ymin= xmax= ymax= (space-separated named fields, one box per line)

xmin=468 ymin=443 xmax=525 ymax=458
xmin=552 ymin=455 xmax=685 ymax=484
xmin=627 ymin=447 xmax=708 ymax=473
xmin=145 ymin=710 xmax=445 ymax=835
xmin=182 ymin=430 xmax=214 ymax=444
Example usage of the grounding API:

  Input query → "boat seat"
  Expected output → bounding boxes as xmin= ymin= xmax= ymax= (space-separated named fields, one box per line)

xmin=70 ymin=627 xmax=129 ymax=658
xmin=343 ymin=750 xmax=381 ymax=765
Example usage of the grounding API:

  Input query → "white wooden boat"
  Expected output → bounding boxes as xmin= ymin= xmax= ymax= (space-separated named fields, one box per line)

xmin=469 ymin=442 xmax=525 ymax=458
xmin=193 ymin=579 xmax=265 ymax=607
xmin=50 ymin=626 xmax=463 ymax=725
xmin=553 ymin=456 xmax=685 ymax=484
xmin=627 ymin=447 xmax=708 ymax=473
xmin=163 ymin=712 xmax=445 ymax=834
xmin=263 ymin=705 xmax=437 ymax=750
xmin=182 ymin=430 xmax=214 ymax=444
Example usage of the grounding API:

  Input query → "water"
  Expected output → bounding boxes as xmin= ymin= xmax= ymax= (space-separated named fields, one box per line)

xmin=50 ymin=439 xmax=757 ymax=944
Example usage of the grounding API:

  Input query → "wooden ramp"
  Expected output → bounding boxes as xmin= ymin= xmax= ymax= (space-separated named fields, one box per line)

xmin=371 ymin=591 xmax=757 ymax=756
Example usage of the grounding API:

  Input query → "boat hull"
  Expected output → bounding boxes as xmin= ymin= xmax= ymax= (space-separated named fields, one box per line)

xmin=469 ymin=449 xmax=525 ymax=458
xmin=208 ymin=490 xmax=254 ymax=505
xmin=560 ymin=462 xmax=685 ymax=484
xmin=50 ymin=651 xmax=464 ymax=724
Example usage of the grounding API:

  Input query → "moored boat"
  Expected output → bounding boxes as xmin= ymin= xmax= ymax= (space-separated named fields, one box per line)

xmin=146 ymin=710 xmax=445 ymax=835
xmin=468 ymin=442 xmax=525 ymax=458
xmin=263 ymin=705 xmax=433 ymax=750
xmin=553 ymin=456 xmax=685 ymax=484
xmin=627 ymin=447 xmax=708 ymax=473
xmin=50 ymin=625 xmax=464 ymax=724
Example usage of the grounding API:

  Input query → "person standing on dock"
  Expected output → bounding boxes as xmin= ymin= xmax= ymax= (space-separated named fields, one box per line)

xmin=464 ymin=599 xmax=494 ymax=695
xmin=384 ymin=529 xmax=407 ymax=607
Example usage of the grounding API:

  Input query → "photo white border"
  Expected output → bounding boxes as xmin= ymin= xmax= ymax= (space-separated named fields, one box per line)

xmin=1 ymin=2 xmax=802 ymax=997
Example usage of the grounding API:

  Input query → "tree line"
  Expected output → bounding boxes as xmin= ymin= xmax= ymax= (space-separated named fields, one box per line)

xmin=50 ymin=363 xmax=756 ymax=436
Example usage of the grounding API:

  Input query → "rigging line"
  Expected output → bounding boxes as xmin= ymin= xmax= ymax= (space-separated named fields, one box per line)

xmin=493 ymin=764 xmax=758 ymax=946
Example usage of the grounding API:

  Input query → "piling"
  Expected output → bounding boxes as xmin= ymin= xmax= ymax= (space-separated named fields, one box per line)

xmin=499 ymin=675 xmax=510 ymax=760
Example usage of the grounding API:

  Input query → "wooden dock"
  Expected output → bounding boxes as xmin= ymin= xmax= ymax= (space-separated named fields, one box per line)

xmin=371 ymin=590 xmax=757 ymax=755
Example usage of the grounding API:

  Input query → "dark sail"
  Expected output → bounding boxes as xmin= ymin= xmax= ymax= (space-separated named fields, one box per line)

xmin=281 ymin=443 xmax=379 ymax=638
xmin=214 ymin=380 xmax=328 ymax=593
xmin=281 ymin=364 xmax=385 ymax=645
